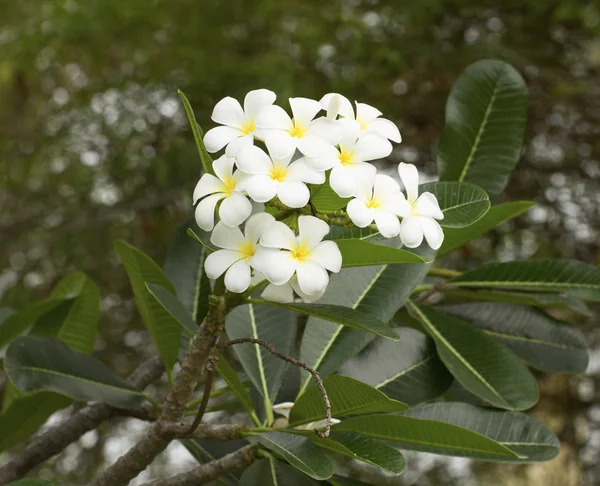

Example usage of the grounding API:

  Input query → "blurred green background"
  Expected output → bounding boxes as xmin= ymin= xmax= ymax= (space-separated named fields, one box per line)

xmin=1 ymin=0 xmax=599 ymax=484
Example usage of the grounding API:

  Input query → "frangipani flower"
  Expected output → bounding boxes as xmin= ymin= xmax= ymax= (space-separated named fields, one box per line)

xmin=347 ymin=174 xmax=410 ymax=238
xmin=203 ymin=89 xmax=276 ymax=156
xmin=236 ymin=145 xmax=325 ymax=208
xmin=319 ymin=93 xmax=402 ymax=143
xmin=272 ymin=401 xmax=340 ymax=429
xmin=254 ymin=215 xmax=342 ymax=296
xmin=256 ymin=97 xmax=340 ymax=159
xmin=397 ymin=162 xmax=445 ymax=250
xmin=306 ymin=131 xmax=391 ymax=198
xmin=252 ymin=272 xmax=325 ymax=303
xmin=193 ymin=155 xmax=252 ymax=231
xmin=203 ymin=213 xmax=276 ymax=293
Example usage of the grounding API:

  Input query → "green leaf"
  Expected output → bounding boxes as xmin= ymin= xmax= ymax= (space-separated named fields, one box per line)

xmin=146 ymin=283 xmax=198 ymax=337
xmin=327 ymin=225 xmax=380 ymax=241
xmin=240 ymin=458 xmax=321 ymax=486
xmin=406 ymin=402 xmax=559 ymax=461
xmin=437 ymin=59 xmax=528 ymax=197
xmin=419 ymin=182 xmax=490 ymax=228
xmin=216 ymin=355 xmax=256 ymax=418
xmin=251 ymin=432 xmax=333 ymax=480
xmin=440 ymin=303 xmax=588 ymax=373
xmin=310 ymin=178 xmax=350 ymax=212
xmin=180 ymin=439 xmax=243 ymax=485
xmin=438 ymin=201 xmax=535 ymax=256
xmin=6 ymin=479 xmax=55 ymax=486
xmin=451 ymin=259 xmax=600 ymax=302
xmin=5 ymin=336 xmax=146 ymax=408
xmin=249 ymin=300 xmax=399 ymax=340
xmin=407 ymin=302 xmax=538 ymax=411
xmin=164 ymin=219 xmax=211 ymax=324
xmin=340 ymin=328 xmax=453 ymax=406
xmin=335 ymin=239 xmax=426 ymax=267
xmin=334 ymin=413 xmax=519 ymax=461
xmin=178 ymin=90 xmax=214 ymax=176
xmin=327 ymin=476 xmax=377 ymax=486
xmin=115 ymin=240 xmax=182 ymax=371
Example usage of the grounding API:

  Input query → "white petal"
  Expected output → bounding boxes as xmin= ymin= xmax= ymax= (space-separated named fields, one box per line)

xmin=352 ymin=133 xmax=392 ymax=162
xmin=329 ymin=165 xmax=358 ymax=198
xmin=296 ymin=134 xmax=331 ymax=158
xmin=414 ymin=192 xmax=444 ymax=220
xmin=210 ymin=221 xmax=246 ymax=250
xmin=308 ymin=241 xmax=342 ymax=272
xmin=368 ymin=118 xmax=402 ymax=143
xmin=304 ymin=145 xmax=339 ymax=171
xmin=219 ymin=192 xmax=252 ymax=227
xmin=211 ymin=97 xmax=246 ymax=129
xmin=244 ymin=89 xmax=277 ymax=118
xmin=298 ymin=215 xmax=329 ymax=249
xmin=264 ymin=131 xmax=297 ymax=159
xmin=374 ymin=174 xmax=401 ymax=196
xmin=261 ymin=282 xmax=294 ymax=303
xmin=347 ymin=199 xmax=375 ymax=227
xmin=244 ymin=212 xmax=276 ymax=243
xmin=355 ymin=102 xmax=382 ymax=123
xmin=251 ymin=248 xmax=297 ymax=285
xmin=193 ymin=174 xmax=225 ymax=203
xmin=272 ymin=401 xmax=295 ymax=418
xmin=236 ymin=145 xmax=272 ymax=174
xmin=277 ymin=181 xmax=310 ymax=208
xmin=260 ymin=222 xmax=297 ymax=250
xmin=289 ymin=97 xmax=322 ymax=125
xmin=291 ymin=279 xmax=326 ymax=303
xmin=296 ymin=261 xmax=329 ymax=295
xmin=195 ymin=193 xmax=225 ymax=231
xmin=203 ymin=126 xmax=244 ymax=153
xmin=204 ymin=249 xmax=241 ymax=279
xmin=399 ymin=217 xmax=424 ymax=248
xmin=225 ymin=133 xmax=254 ymax=157
xmin=338 ymin=119 xmax=362 ymax=150
xmin=256 ymin=105 xmax=293 ymax=130
xmin=398 ymin=162 xmax=420 ymax=205
xmin=224 ymin=259 xmax=252 ymax=293
xmin=319 ymin=93 xmax=354 ymax=119
xmin=287 ymin=159 xmax=325 ymax=184
xmin=380 ymin=191 xmax=412 ymax=218
xmin=213 ymin=155 xmax=236 ymax=182
xmin=374 ymin=212 xmax=401 ymax=238
xmin=247 ymin=174 xmax=278 ymax=203
xmin=420 ymin=217 xmax=445 ymax=250
xmin=306 ymin=117 xmax=342 ymax=145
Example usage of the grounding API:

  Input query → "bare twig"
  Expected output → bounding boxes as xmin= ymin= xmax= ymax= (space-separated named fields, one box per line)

xmin=187 ymin=355 xmax=219 ymax=433
xmin=220 ymin=338 xmax=332 ymax=439
xmin=414 ymin=280 xmax=447 ymax=304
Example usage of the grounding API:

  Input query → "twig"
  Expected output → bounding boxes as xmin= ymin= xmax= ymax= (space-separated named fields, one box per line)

xmin=414 ymin=280 xmax=447 ymax=304
xmin=427 ymin=267 xmax=462 ymax=278
xmin=187 ymin=356 xmax=219 ymax=433
xmin=220 ymin=338 xmax=332 ymax=439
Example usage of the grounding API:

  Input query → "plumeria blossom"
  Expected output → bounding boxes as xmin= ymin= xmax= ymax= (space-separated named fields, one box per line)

xmin=320 ymin=93 xmax=402 ymax=143
xmin=236 ymin=145 xmax=325 ymax=208
xmin=272 ymin=402 xmax=340 ymax=429
xmin=306 ymin=129 xmax=391 ymax=198
xmin=203 ymin=89 xmax=276 ymax=156
xmin=203 ymin=213 xmax=276 ymax=293
xmin=397 ymin=162 xmax=445 ymax=250
xmin=252 ymin=272 xmax=325 ymax=303
xmin=254 ymin=215 xmax=342 ymax=296
xmin=256 ymin=97 xmax=340 ymax=159
xmin=193 ymin=155 xmax=252 ymax=231
xmin=347 ymin=174 xmax=410 ymax=238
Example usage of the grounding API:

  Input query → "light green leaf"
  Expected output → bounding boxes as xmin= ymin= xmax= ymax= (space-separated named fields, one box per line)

xmin=239 ymin=458 xmax=321 ymax=486
xmin=251 ymin=432 xmax=333 ymax=480
xmin=310 ymin=178 xmax=350 ymax=212
xmin=340 ymin=328 xmax=453 ymax=406
xmin=5 ymin=336 xmax=146 ymax=408
xmin=438 ymin=201 xmax=535 ymax=256
xmin=327 ymin=476 xmax=376 ymax=486
xmin=440 ymin=302 xmax=588 ymax=373
xmin=115 ymin=240 xmax=182 ymax=371
xmin=451 ymin=259 xmax=600 ymax=302
xmin=419 ymin=182 xmax=490 ymax=228
xmin=178 ymin=90 xmax=214 ymax=176
xmin=335 ymin=239 xmax=426 ymax=267
xmin=407 ymin=302 xmax=538 ymax=411
xmin=326 ymin=225 xmax=380 ymax=241
xmin=437 ymin=59 xmax=528 ymax=197
xmin=146 ymin=283 xmax=198 ymax=337
xmin=406 ymin=402 xmax=559 ymax=461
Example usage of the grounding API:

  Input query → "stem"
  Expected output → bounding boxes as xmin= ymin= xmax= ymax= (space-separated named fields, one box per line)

xmin=427 ymin=267 xmax=462 ymax=278
xmin=411 ymin=284 xmax=435 ymax=295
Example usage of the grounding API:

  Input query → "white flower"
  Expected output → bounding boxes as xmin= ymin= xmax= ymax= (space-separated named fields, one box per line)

xmin=347 ymin=174 xmax=410 ymax=238
xmin=236 ymin=145 xmax=324 ymax=208
xmin=252 ymin=272 xmax=326 ymax=303
xmin=397 ymin=162 xmax=444 ymax=250
xmin=203 ymin=89 xmax=276 ymax=156
xmin=319 ymin=93 xmax=401 ymax=143
xmin=203 ymin=213 xmax=276 ymax=293
xmin=256 ymin=97 xmax=340 ymax=159
xmin=254 ymin=215 xmax=342 ymax=296
xmin=193 ymin=155 xmax=252 ymax=231
xmin=306 ymin=129 xmax=391 ymax=198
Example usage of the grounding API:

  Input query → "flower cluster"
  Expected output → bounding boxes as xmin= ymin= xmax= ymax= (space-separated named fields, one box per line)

xmin=193 ymin=89 xmax=444 ymax=300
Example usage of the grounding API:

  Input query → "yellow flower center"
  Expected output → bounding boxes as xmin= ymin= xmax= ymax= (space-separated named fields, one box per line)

xmin=290 ymin=242 xmax=311 ymax=262
xmin=366 ymin=196 xmax=381 ymax=209
xmin=241 ymin=120 xmax=256 ymax=136
xmin=269 ymin=165 xmax=289 ymax=182
xmin=338 ymin=150 xmax=354 ymax=166
xmin=288 ymin=120 xmax=307 ymax=138
xmin=356 ymin=117 xmax=368 ymax=131
xmin=222 ymin=176 xmax=237 ymax=196
xmin=238 ymin=240 xmax=255 ymax=260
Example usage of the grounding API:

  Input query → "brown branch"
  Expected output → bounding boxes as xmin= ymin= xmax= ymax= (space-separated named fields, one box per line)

xmin=187 ymin=355 xmax=218 ymax=433
xmin=139 ymin=445 xmax=257 ymax=486
xmin=220 ymin=338 xmax=332 ymax=439
xmin=0 ymin=356 xmax=165 ymax=485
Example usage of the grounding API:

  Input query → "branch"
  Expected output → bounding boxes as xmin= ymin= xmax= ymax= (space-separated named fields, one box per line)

xmin=220 ymin=338 xmax=332 ymax=439
xmin=0 ymin=356 xmax=165 ymax=485
xmin=139 ymin=445 xmax=256 ymax=486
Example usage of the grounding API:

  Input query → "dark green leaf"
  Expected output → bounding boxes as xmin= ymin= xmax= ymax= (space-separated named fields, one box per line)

xmin=180 ymin=439 xmax=244 ymax=485
xmin=335 ymin=239 xmax=426 ymax=267
xmin=216 ymin=355 xmax=256 ymax=418
xmin=146 ymin=283 xmax=198 ymax=336
xmin=326 ymin=226 xmax=380 ymax=241
xmin=327 ymin=476 xmax=377 ymax=486
xmin=6 ymin=479 xmax=55 ymax=486
xmin=178 ymin=90 xmax=214 ymax=176
xmin=419 ymin=182 xmax=490 ymax=228
xmin=437 ymin=59 xmax=528 ymax=197
xmin=310 ymin=178 xmax=350 ymax=212
xmin=240 ymin=458 xmax=321 ymax=486
xmin=407 ymin=302 xmax=538 ymax=411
